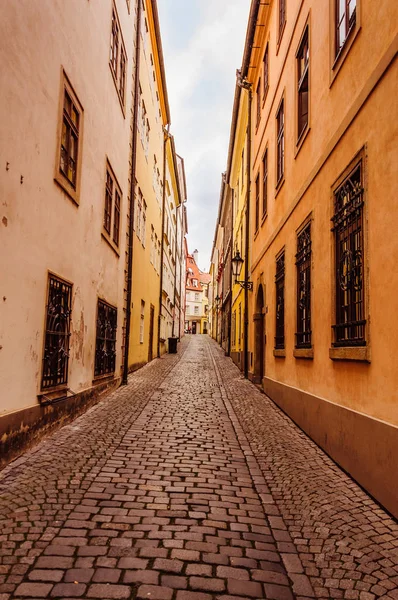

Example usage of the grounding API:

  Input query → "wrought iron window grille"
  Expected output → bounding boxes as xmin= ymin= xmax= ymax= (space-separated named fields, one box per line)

xmin=275 ymin=251 xmax=285 ymax=349
xmin=295 ymin=223 xmax=312 ymax=348
xmin=331 ymin=163 xmax=365 ymax=346
xmin=95 ymin=300 xmax=117 ymax=377
xmin=41 ymin=276 xmax=72 ymax=390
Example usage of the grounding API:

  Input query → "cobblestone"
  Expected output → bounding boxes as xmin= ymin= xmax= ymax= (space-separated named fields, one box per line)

xmin=0 ymin=336 xmax=396 ymax=599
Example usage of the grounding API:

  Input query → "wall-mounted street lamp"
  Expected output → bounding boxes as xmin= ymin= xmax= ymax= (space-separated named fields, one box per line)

xmin=232 ymin=250 xmax=253 ymax=290
xmin=215 ymin=295 xmax=221 ymax=307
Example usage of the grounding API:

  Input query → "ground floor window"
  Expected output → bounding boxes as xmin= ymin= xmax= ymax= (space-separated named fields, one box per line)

xmin=332 ymin=158 xmax=365 ymax=346
xmin=296 ymin=222 xmax=312 ymax=348
xmin=42 ymin=274 xmax=72 ymax=389
xmin=275 ymin=250 xmax=285 ymax=349
xmin=95 ymin=299 xmax=117 ymax=377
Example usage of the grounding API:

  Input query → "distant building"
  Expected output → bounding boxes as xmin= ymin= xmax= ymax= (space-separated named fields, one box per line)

xmin=185 ymin=251 xmax=211 ymax=335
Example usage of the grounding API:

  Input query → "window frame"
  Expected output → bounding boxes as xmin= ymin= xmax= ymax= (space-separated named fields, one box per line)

xmin=54 ymin=69 xmax=84 ymax=205
xmin=263 ymin=44 xmax=269 ymax=102
xmin=262 ymin=149 xmax=268 ymax=220
xmin=254 ymin=173 xmax=260 ymax=233
xmin=276 ymin=96 xmax=285 ymax=189
xmin=296 ymin=24 xmax=310 ymax=144
xmin=277 ymin=0 xmax=287 ymax=48
xmin=41 ymin=273 xmax=73 ymax=392
xmin=256 ymin=78 xmax=261 ymax=129
xmin=330 ymin=150 xmax=368 ymax=360
xmin=295 ymin=220 xmax=312 ymax=351
xmin=109 ymin=2 xmax=127 ymax=114
xmin=274 ymin=249 xmax=285 ymax=352
xmin=329 ymin=0 xmax=360 ymax=84
xmin=94 ymin=298 xmax=117 ymax=379
xmin=102 ymin=159 xmax=122 ymax=255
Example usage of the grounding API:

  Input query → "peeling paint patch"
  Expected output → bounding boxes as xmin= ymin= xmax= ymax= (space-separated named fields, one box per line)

xmin=2 ymin=216 xmax=8 ymax=226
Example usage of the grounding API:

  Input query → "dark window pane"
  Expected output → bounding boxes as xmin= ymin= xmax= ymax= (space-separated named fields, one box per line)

xmin=95 ymin=300 xmax=117 ymax=376
xmin=42 ymin=276 xmax=72 ymax=389
xmin=295 ymin=223 xmax=311 ymax=347
xmin=275 ymin=251 xmax=285 ymax=349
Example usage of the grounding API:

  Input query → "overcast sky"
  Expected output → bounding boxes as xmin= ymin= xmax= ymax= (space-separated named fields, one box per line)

xmin=157 ymin=0 xmax=251 ymax=271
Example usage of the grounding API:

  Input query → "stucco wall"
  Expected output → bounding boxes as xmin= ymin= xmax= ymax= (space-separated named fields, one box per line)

xmin=0 ymin=0 xmax=135 ymax=417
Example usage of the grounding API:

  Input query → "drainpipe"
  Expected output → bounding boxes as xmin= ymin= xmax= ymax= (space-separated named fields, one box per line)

xmin=157 ymin=125 xmax=170 ymax=357
xmin=244 ymin=88 xmax=252 ymax=379
xmin=122 ymin=0 xmax=142 ymax=386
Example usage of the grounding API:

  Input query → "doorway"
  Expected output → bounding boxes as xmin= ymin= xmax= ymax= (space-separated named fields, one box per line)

xmin=192 ymin=322 xmax=197 ymax=334
xmin=148 ymin=305 xmax=154 ymax=362
xmin=253 ymin=284 xmax=265 ymax=384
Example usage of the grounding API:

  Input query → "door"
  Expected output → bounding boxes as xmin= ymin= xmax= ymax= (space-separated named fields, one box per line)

xmin=254 ymin=285 xmax=265 ymax=384
xmin=148 ymin=305 xmax=154 ymax=362
xmin=192 ymin=322 xmax=197 ymax=334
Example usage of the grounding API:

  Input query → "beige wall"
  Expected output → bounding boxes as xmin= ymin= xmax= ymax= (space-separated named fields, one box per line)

xmin=0 ymin=0 xmax=135 ymax=417
xmin=243 ymin=0 xmax=398 ymax=514
xmin=128 ymin=0 xmax=167 ymax=369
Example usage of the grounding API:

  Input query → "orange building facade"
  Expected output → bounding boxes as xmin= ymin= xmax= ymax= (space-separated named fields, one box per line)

xmin=216 ymin=0 xmax=398 ymax=516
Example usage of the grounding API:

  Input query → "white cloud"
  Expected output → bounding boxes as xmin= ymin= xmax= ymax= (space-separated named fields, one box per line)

xmin=158 ymin=0 xmax=250 ymax=270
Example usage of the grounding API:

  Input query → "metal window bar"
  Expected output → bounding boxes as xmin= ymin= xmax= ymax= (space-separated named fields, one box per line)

xmin=41 ymin=276 xmax=72 ymax=389
xmin=104 ymin=170 xmax=113 ymax=233
xmin=275 ymin=252 xmax=285 ymax=349
xmin=295 ymin=223 xmax=312 ymax=348
xmin=331 ymin=163 xmax=365 ymax=346
xmin=94 ymin=300 xmax=117 ymax=376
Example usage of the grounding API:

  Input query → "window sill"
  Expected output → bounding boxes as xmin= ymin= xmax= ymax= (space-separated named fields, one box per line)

xmin=295 ymin=125 xmax=310 ymax=158
xmin=54 ymin=174 xmax=80 ymax=206
xmin=101 ymin=231 xmax=120 ymax=257
xmin=38 ymin=386 xmax=70 ymax=405
xmin=273 ymin=349 xmax=286 ymax=358
xmin=275 ymin=177 xmax=285 ymax=198
xmin=330 ymin=24 xmax=361 ymax=87
xmin=92 ymin=373 xmax=115 ymax=385
xmin=294 ymin=347 xmax=313 ymax=359
xmin=329 ymin=345 xmax=370 ymax=363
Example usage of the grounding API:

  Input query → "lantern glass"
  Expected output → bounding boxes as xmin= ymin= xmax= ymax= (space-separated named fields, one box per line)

xmin=232 ymin=250 xmax=244 ymax=280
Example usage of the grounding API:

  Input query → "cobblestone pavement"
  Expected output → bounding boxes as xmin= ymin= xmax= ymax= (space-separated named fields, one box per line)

xmin=0 ymin=337 xmax=396 ymax=600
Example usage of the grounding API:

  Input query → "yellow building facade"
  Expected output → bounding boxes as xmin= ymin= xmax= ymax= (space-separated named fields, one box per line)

xmin=128 ymin=0 xmax=171 ymax=371
xmin=239 ymin=0 xmax=398 ymax=516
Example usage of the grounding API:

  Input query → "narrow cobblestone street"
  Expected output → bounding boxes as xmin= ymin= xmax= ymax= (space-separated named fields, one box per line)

xmin=1 ymin=336 xmax=397 ymax=600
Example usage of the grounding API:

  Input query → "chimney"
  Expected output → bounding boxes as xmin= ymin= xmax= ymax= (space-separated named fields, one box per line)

xmin=193 ymin=249 xmax=199 ymax=265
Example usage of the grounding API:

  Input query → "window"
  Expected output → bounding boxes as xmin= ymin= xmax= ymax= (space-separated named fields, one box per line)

xmin=335 ymin=0 xmax=357 ymax=57
xmin=296 ymin=222 xmax=312 ymax=348
xmin=103 ymin=162 xmax=122 ymax=248
xmin=256 ymin=78 xmax=261 ymax=127
xmin=263 ymin=44 xmax=269 ymax=99
xmin=195 ymin=293 xmax=199 ymax=301
xmin=56 ymin=73 xmax=83 ymax=203
xmin=140 ymin=301 xmax=145 ymax=343
xmin=194 ymin=306 xmax=199 ymax=315
xmin=331 ymin=159 xmax=365 ymax=346
xmin=238 ymin=303 xmax=242 ymax=347
xmin=262 ymin=150 xmax=268 ymax=217
xmin=110 ymin=5 xmax=127 ymax=109
xmin=241 ymin=148 xmax=244 ymax=189
xmin=255 ymin=174 xmax=260 ymax=232
xmin=231 ymin=311 xmax=236 ymax=347
xmin=193 ymin=279 xmax=198 ymax=287
xmin=135 ymin=188 xmax=146 ymax=246
xmin=297 ymin=27 xmax=309 ymax=140
xmin=276 ymin=99 xmax=285 ymax=185
xmin=186 ymin=305 xmax=190 ymax=315
xmin=41 ymin=275 xmax=72 ymax=390
xmin=275 ymin=251 xmax=285 ymax=349
xmin=95 ymin=300 xmax=117 ymax=377
xmin=279 ymin=0 xmax=286 ymax=40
